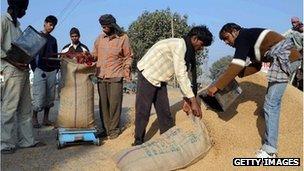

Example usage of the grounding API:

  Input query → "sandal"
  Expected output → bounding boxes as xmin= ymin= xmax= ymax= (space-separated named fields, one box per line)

xmin=1 ymin=147 xmax=16 ymax=154
xmin=42 ymin=121 xmax=54 ymax=126
xmin=33 ymin=123 xmax=41 ymax=129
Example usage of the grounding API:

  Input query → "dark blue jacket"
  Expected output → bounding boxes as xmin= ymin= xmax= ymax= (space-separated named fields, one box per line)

xmin=30 ymin=32 xmax=60 ymax=72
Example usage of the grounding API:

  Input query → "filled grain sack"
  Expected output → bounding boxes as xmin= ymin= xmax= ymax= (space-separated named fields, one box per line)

xmin=113 ymin=115 xmax=211 ymax=171
xmin=57 ymin=58 xmax=95 ymax=128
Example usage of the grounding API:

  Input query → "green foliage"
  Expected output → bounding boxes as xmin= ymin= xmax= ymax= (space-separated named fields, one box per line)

xmin=209 ymin=55 xmax=233 ymax=80
xmin=196 ymin=48 xmax=209 ymax=77
xmin=127 ymin=8 xmax=190 ymax=71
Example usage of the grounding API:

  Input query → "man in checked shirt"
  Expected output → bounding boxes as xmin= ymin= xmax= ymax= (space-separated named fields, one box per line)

xmin=133 ymin=26 xmax=214 ymax=146
xmin=208 ymin=23 xmax=301 ymax=158
xmin=91 ymin=14 xmax=133 ymax=140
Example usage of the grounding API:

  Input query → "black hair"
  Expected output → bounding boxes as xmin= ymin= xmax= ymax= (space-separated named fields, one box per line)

xmin=45 ymin=15 xmax=58 ymax=26
xmin=70 ymin=27 xmax=80 ymax=36
xmin=219 ymin=23 xmax=242 ymax=40
xmin=7 ymin=0 xmax=28 ymax=26
xmin=183 ymin=25 xmax=213 ymax=96
xmin=187 ymin=25 xmax=213 ymax=46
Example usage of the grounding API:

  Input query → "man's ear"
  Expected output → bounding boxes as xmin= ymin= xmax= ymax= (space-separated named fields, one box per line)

xmin=232 ymin=29 xmax=239 ymax=38
xmin=190 ymin=35 xmax=198 ymax=42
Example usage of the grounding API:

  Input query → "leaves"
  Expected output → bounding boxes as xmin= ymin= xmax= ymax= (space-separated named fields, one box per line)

xmin=127 ymin=9 xmax=190 ymax=72
xmin=209 ymin=55 xmax=233 ymax=80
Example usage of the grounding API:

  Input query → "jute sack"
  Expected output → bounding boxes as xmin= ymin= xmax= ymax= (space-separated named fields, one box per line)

xmin=57 ymin=58 xmax=95 ymax=128
xmin=113 ymin=115 xmax=212 ymax=171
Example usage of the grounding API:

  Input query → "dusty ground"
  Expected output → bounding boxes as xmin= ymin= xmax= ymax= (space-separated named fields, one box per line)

xmin=1 ymin=72 xmax=303 ymax=170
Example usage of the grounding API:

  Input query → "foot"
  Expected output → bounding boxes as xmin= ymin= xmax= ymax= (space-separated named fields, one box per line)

xmin=132 ymin=140 xmax=143 ymax=146
xmin=32 ymin=118 xmax=41 ymax=128
xmin=1 ymin=147 xmax=16 ymax=154
xmin=256 ymin=149 xmax=277 ymax=158
xmin=108 ymin=132 xmax=119 ymax=140
xmin=42 ymin=120 xmax=54 ymax=126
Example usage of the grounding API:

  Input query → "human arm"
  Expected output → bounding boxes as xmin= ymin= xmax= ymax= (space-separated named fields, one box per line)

xmin=122 ymin=35 xmax=133 ymax=82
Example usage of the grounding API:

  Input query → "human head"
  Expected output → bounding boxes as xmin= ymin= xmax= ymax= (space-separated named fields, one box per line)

xmin=187 ymin=25 xmax=213 ymax=51
xmin=219 ymin=23 xmax=242 ymax=47
xmin=44 ymin=15 xmax=57 ymax=34
xmin=7 ymin=0 xmax=28 ymax=20
xmin=98 ymin=14 xmax=123 ymax=36
xmin=70 ymin=27 xmax=80 ymax=44
xmin=291 ymin=17 xmax=303 ymax=32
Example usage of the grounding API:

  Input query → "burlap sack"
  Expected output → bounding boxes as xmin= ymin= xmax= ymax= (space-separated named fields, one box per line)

xmin=57 ymin=58 xmax=95 ymax=128
xmin=113 ymin=115 xmax=212 ymax=171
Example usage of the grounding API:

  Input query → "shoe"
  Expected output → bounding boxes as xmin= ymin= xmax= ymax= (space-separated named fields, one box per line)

xmin=256 ymin=149 xmax=277 ymax=158
xmin=132 ymin=140 xmax=143 ymax=146
xmin=33 ymin=123 xmax=41 ymax=129
xmin=42 ymin=121 xmax=54 ymax=126
xmin=1 ymin=147 xmax=16 ymax=154
xmin=108 ymin=133 xmax=119 ymax=139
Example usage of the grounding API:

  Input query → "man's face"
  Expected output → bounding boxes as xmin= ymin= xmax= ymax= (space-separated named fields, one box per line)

xmin=44 ymin=22 xmax=55 ymax=34
xmin=221 ymin=30 xmax=238 ymax=47
xmin=292 ymin=20 xmax=303 ymax=32
xmin=190 ymin=36 xmax=204 ymax=51
xmin=70 ymin=33 xmax=80 ymax=44
xmin=102 ymin=24 xmax=112 ymax=35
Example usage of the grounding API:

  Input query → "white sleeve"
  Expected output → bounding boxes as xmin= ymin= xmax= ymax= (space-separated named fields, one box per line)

xmin=172 ymin=40 xmax=195 ymax=98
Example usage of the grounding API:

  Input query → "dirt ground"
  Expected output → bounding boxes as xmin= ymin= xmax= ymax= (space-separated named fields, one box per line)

xmin=1 ymin=72 xmax=303 ymax=170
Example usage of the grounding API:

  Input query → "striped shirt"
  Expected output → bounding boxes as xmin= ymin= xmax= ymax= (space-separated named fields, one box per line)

xmin=137 ymin=38 xmax=194 ymax=98
xmin=267 ymin=38 xmax=295 ymax=82
xmin=92 ymin=33 xmax=133 ymax=80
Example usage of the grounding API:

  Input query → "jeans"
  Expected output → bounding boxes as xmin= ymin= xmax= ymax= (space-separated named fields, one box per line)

xmin=262 ymin=82 xmax=288 ymax=154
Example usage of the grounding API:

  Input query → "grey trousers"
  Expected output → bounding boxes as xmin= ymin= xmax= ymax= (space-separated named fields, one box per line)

xmin=32 ymin=67 xmax=57 ymax=112
xmin=134 ymin=72 xmax=174 ymax=142
xmin=97 ymin=79 xmax=123 ymax=135
xmin=1 ymin=61 xmax=37 ymax=150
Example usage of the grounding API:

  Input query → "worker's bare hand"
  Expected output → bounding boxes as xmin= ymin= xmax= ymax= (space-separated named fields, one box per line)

xmin=182 ymin=101 xmax=191 ymax=115
xmin=207 ymin=86 xmax=218 ymax=97
xmin=189 ymin=97 xmax=202 ymax=118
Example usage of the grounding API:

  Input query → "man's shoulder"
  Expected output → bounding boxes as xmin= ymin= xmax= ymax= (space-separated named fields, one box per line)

xmin=47 ymin=34 xmax=57 ymax=42
xmin=79 ymin=43 xmax=89 ymax=51
xmin=62 ymin=43 xmax=71 ymax=50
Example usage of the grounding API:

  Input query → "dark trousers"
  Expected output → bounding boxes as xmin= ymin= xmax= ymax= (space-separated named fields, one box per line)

xmin=97 ymin=80 xmax=123 ymax=135
xmin=134 ymin=72 xmax=174 ymax=142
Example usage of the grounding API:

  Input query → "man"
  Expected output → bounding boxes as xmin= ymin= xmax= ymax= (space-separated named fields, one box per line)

xmin=30 ymin=15 xmax=59 ymax=128
xmin=283 ymin=17 xmax=303 ymax=90
xmin=61 ymin=27 xmax=89 ymax=54
xmin=283 ymin=17 xmax=303 ymax=52
xmin=208 ymin=23 xmax=301 ymax=158
xmin=133 ymin=26 xmax=214 ymax=146
xmin=92 ymin=14 xmax=133 ymax=139
xmin=1 ymin=0 xmax=44 ymax=154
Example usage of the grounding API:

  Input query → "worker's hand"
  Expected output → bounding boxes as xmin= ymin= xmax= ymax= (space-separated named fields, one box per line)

xmin=5 ymin=58 xmax=28 ymax=70
xmin=182 ymin=100 xmax=191 ymax=115
xmin=124 ymin=69 xmax=132 ymax=82
xmin=208 ymin=86 xmax=219 ymax=97
xmin=189 ymin=97 xmax=202 ymax=118
xmin=82 ymin=51 xmax=91 ymax=58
